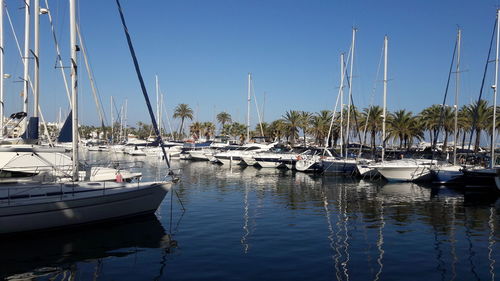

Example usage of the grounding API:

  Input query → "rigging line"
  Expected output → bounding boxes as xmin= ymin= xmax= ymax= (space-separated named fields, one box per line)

xmin=358 ymin=40 xmax=384 ymax=157
xmin=4 ymin=5 xmax=53 ymax=146
xmin=468 ymin=18 xmax=497 ymax=151
xmin=343 ymin=57 xmax=362 ymax=149
xmin=326 ymin=73 xmax=342 ymax=151
xmin=44 ymin=0 xmax=71 ymax=106
xmin=76 ymin=24 xmax=108 ymax=127
xmin=115 ymin=0 xmax=174 ymax=175
xmin=251 ymin=79 xmax=265 ymax=137
xmin=161 ymin=93 xmax=175 ymax=138
xmin=433 ymin=37 xmax=458 ymax=157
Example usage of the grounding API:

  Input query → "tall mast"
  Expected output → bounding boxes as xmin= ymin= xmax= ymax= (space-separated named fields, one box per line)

xmin=33 ymin=0 xmax=39 ymax=118
xmin=22 ymin=0 xmax=30 ymax=131
xmin=339 ymin=53 xmax=345 ymax=156
xmin=492 ymin=9 xmax=500 ymax=168
xmin=160 ymin=93 xmax=163 ymax=137
xmin=382 ymin=35 xmax=388 ymax=162
xmin=0 ymin=0 xmax=4 ymax=137
xmin=110 ymin=96 xmax=113 ymax=143
xmin=247 ymin=73 xmax=251 ymax=142
xmin=156 ymin=74 xmax=159 ymax=130
xmin=453 ymin=29 xmax=461 ymax=165
xmin=124 ymin=98 xmax=128 ymax=140
xmin=345 ymin=28 xmax=357 ymax=160
xmin=119 ymin=104 xmax=123 ymax=141
xmin=70 ymin=0 xmax=78 ymax=181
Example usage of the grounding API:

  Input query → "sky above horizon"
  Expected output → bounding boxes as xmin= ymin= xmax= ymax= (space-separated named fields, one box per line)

xmin=2 ymin=0 xmax=500 ymax=133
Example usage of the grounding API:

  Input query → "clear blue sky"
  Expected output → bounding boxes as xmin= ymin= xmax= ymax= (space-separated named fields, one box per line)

xmin=2 ymin=0 xmax=500 ymax=131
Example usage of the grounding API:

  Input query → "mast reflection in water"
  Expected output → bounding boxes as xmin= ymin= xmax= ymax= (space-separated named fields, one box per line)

xmin=2 ymin=153 xmax=497 ymax=281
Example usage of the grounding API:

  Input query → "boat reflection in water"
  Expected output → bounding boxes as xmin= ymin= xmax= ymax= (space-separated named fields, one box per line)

xmin=0 ymin=215 xmax=176 ymax=280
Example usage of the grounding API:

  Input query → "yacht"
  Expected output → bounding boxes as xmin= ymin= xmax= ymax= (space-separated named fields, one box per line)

xmin=321 ymin=157 xmax=358 ymax=175
xmin=214 ymin=142 xmax=276 ymax=166
xmin=372 ymin=158 xmax=436 ymax=182
xmin=431 ymin=164 xmax=464 ymax=184
xmin=0 ymin=0 xmax=172 ymax=235
xmin=252 ymin=147 xmax=300 ymax=168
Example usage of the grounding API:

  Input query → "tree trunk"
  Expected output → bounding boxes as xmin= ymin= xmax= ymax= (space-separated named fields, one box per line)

xmin=474 ymin=129 xmax=481 ymax=152
xmin=443 ymin=130 xmax=449 ymax=152
xmin=303 ymin=128 xmax=307 ymax=147
xmin=462 ymin=130 xmax=466 ymax=150
xmin=178 ymin=118 xmax=185 ymax=141
xmin=371 ymin=130 xmax=376 ymax=155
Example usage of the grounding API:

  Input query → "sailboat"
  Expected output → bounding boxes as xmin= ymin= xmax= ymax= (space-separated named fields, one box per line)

xmin=369 ymin=36 xmax=437 ymax=182
xmin=461 ymin=9 xmax=500 ymax=193
xmin=431 ymin=29 xmax=467 ymax=184
xmin=0 ymin=0 xmax=172 ymax=234
xmin=322 ymin=28 xmax=359 ymax=175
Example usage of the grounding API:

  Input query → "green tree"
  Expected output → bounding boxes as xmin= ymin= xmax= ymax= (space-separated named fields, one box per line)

xmin=298 ymin=111 xmax=313 ymax=146
xmin=310 ymin=110 xmax=332 ymax=146
xmin=282 ymin=110 xmax=301 ymax=145
xmin=216 ymin=111 xmax=232 ymax=131
xmin=173 ymin=104 xmax=194 ymax=140
xmin=203 ymin=122 xmax=216 ymax=140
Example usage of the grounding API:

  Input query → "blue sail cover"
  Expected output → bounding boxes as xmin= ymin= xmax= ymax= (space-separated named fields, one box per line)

xmin=21 ymin=117 xmax=39 ymax=141
xmin=57 ymin=111 xmax=72 ymax=143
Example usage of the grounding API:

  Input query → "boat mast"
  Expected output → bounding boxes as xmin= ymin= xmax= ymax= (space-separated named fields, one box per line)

xmin=492 ymin=9 xmax=500 ymax=168
xmin=33 ymin=0 xmax=40 ymax=119
xmin=345 ymin=28 xmax=357 ymax=160
xmin=0 ymin=0 xmax=4 ymax=137
xmin=22 ymin=0 xmax=30 ymax=131
xmin=339 ymin=53 xmax=345 ymax=156
xmin=156 ymin=74 xmax=159 ymax=133
xmin=382 ymin=35 xmax=388 ymax=162
xmin=453 ymin=29 xmax=461 ymax=165
xmin=110 ymin=96 xmax=113 ymax=143
xmin=247 ymin=73 xmax=251 ymax=142
xmin=119 ymin=104 xmax=123 ymax=141
xmin=70 ymin=0 xmax=78 ymax=181
xmin=160 ymin=93 xmax=163 ymax=138
xmin=124 ymin=98 xmax=128 ymax=140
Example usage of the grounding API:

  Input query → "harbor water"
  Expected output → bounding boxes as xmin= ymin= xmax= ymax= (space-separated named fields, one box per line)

xmin=0 ymin=152 xmax=498 ymax=280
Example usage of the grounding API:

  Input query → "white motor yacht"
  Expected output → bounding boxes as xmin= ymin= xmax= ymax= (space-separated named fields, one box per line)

xmin=372 ymin=159 xmax=436 ymax=182
xmin=214 ymin=142 xmax=277 ymax=166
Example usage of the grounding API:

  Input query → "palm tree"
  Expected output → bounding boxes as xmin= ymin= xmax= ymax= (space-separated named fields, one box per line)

xmin=439 ymin=106 xmax=455 ymax=152
xmin=254 ymin=122 xmax=270 ymax=138
xmin=419 ymin=104 xmax=442 ymax=148
xmin=230 ymin=122 xmax=247 ymax=143
xmin=458 ymin=105 xmax=472 ymax=150
xmin=189 ymin=121 xmax=203 ymax=140
xmin=388 ymin=109 xmax=415 ymax=149
xmin=216 ymin=112 xmax=232 ymax=131
xmin=173 ymin=104 xmax=193 ymax=140
xmin=310 ymin=110 xmax=332 ymax=146
xmin=203 ymin=122 xmax=216 ymax=140
xmin=298 ymin=111 xmax=313 ymax=146
xmin=282 ymin=110 xmax=301 ymax=145
xmin=466 ymin=99 xmax=492 ymax=152
xmin=269 ymin=119 xmax=287 ymax=141
xmin=361 ymin=105 xmax=384 ymax=152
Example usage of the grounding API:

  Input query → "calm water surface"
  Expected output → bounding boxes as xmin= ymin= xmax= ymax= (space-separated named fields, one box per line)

xmin=0 ymin=152 xmax=498 ymax=280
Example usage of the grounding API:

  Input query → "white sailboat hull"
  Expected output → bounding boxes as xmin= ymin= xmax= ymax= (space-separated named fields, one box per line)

xmin=0 ymin=182 xmax=171 ymax=234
